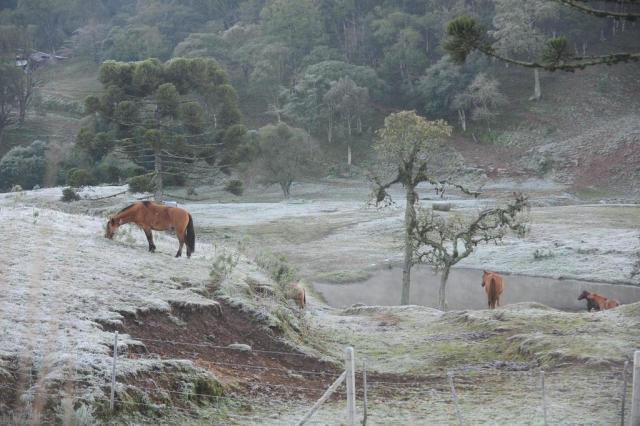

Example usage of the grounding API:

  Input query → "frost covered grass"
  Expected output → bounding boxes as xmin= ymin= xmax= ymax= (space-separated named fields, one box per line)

xmin=298 ymin=302 xmax=638 ymax=424
xmin=180 ymin=180 xmax=640 ymax=285
xmin=0 ymin=200 xmax=239 ymax=420
xmin=3 ymin=184 xmax=639 ymax=424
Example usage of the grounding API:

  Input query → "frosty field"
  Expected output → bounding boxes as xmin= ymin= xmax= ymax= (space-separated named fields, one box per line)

xmin=1 ymin=182 xmax=639 ymax=424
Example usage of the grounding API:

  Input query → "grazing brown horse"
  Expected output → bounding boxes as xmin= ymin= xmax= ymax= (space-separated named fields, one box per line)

xmin=290 ymin=283 xmax=306 ymax=310
xmin=578 ymin=290 xmax=619 ymax=311
xmin=105 ymin=201 xmax=195 ymax=258
xmin=482 ymin=271 xmax=504 ymax=309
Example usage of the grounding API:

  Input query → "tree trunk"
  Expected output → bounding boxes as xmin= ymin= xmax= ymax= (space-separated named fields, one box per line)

xmin=281 ymin=181 xmax=291 ymax=198
xmin=532 ymin=68 xmax=541 ymax=101
xmin=347 ymin=144 xmax=352 ymax=166
xmin=438 ymin=266 xmax=451 ymax=311
xmin=401 ymin=186 xmax=416 ymax=305
xmin=17 ymin=71 xmax=33 ymax=124
xmin=327 ymin=110 xmax=333 ymax=143
xmin=458 ymin=108 xmax=466 ymax=132
xmin=273 ymin=95 xmax=281 ymax=123
xmin=153 ymin=146 xmax=163 ymax=201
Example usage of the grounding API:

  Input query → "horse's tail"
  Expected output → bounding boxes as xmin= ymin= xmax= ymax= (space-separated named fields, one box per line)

xmin=186 ymin=214 xmax=195 ymax=254
xmin=488 ymin=277 xmax=498 ymax=307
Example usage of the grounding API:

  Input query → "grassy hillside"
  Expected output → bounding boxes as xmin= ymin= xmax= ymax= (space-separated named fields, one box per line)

xmin=1 ymin=187 xmax=638 ymax=424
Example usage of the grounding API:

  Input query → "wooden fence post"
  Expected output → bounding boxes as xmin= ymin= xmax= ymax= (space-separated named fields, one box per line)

xmin=448 ymin=372 xmax=463 ymax=426
xmin=621 ymin=360 xmax=629 ymax=426
xmin=110 ymin=331 xmax=118 ymax=412
xmin=541 ymin=370 xmax=548 ymax=426
xmin=630 ymin=351 xmax=640 ymax=426
xmin=296 ymin=371 xmax=347 ymax=426
xmin=345 ymin=346 xmax=356 ymax=426
xmin=362 ymin=359 xmax=368 ymax=426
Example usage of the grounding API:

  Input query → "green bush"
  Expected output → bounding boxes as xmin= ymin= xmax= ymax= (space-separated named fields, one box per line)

xmin=61 ymin=187 xmax=81 ymax=202
xmin=224 ymin=179 xmax=244 ymax=196
xmin=0 ymin=140 xmax=47 ymax=191
xmin=128 ymin=174 xmax=156 ymax=193
xmin=66 ymin=168 xmax=95 ymax=187
xmin=94 ymin=164 xmax=122 ymax=184
xmin=163 ymin=168 xmax=187 ymax=187
xmin=123 ymin=165 xmax=147 ymax=178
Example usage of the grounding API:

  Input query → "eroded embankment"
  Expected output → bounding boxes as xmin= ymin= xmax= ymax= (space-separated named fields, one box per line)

xmin=108 ymin=299 xmax=436 ymax=410
xmin=110 ymin=300 xmax=339 ymax=401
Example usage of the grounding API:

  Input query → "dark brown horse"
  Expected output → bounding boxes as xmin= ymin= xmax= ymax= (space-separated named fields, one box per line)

xmin=578 ymin=290 xmax=619 ymax=311
xmin=482 ymin=271 xmax=504 ymax=309
xmin=105 ymin=201 xmax=195 ymax=258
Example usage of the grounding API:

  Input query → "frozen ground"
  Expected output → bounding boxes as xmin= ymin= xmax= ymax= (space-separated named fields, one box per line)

xmin=1 ymin=182 xmax=639 ymax=424
xmin=160 ymin=179 xmax=640 ymax=286
xmin=0 ymin=200 xmax=227 ymax=418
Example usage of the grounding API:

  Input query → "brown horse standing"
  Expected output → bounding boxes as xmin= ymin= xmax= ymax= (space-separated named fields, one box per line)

xmin=482 ymin=271 xmax=504 ymax=309
xmin=105 ymin=201 xmax=195 ymax=258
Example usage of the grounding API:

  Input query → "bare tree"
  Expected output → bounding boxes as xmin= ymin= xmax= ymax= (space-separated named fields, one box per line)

xmin=323 ymin=77 xmax=369 ymax=165
xmin=453 ymin=73 xmax=507 ymax=133
xmin=414 ymin=193 xmax=529 ymax=310
xmin=490 ymin=0 xmax=559 ymax=100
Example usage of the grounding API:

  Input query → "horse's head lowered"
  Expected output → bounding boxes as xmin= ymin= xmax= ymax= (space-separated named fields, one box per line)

xmin=105 ymin=217 xmax=120 ymax=239
xmin=577 ymin=290 xmax=590 ymax=301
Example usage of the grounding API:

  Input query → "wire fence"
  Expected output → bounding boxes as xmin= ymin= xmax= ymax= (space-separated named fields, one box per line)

xmin=1 ymin=333 xmax=635 ymax=425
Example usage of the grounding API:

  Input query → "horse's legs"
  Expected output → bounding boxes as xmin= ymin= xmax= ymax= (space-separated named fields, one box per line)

xmin=175 ymin=229 xmax=184 ymax=258
xmin=144 ymin=228 xmax=156 ymax=252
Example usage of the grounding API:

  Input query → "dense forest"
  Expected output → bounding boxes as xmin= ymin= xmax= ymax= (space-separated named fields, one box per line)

xmin=0 ymin=0 xmax=639 ymax=196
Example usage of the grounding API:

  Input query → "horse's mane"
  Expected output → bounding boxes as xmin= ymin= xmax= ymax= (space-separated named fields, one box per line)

xmin=116 ymin=201 xmax=150 ymax=215
xmin=116 ymin=204 xmax=135 ymax=215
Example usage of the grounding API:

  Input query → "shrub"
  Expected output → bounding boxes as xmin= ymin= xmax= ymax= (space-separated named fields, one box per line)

xmin=123 ymin=165 xmax=147 ymax=178
xmin=255 ymin=250 xmax=297 ymax=286
xmin=537 ymin=152 xmax=554 ymax=177
xmin=61 ymin=187 xmax=81 ymax=202
xmin=533 ymin=248 xmax=555 ymax=260
xmin=94 ymin=164 xmax=122 ymax=184
xmin=128 ymin=174 xmax=156 ymax=193
xmin=66 ymin=168 xmax=95 ymax=187
xmin=210 ymin=249 xmax=240 ymax=284
xmin=224 ymin=179 xmax=244 ymax=196
xmin=0 ymin=140 xmax=47 ymax=191
xmin=163 ymin=168 xmax=186 ymax=187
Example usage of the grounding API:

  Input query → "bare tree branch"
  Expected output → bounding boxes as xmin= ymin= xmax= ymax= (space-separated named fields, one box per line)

xmin=412 ymin=193 xmax=530 ymax=309
xmin=552 ymin=0 xmax=640 ymax=20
